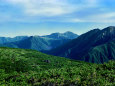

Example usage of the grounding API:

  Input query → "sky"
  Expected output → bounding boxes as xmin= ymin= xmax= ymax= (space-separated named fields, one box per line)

xmin=0 ymin=0 xmax=115 ymax=37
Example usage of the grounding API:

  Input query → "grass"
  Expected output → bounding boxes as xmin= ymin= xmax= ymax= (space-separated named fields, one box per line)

xmin=0 ymin=47 xmax=115 ymax=86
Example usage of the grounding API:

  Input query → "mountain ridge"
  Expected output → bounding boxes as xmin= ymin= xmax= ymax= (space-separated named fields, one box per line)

xmin=0 ymin=31 xmax=78 ymax=51
xmin=42 ymin=31 xmax=79 ymax=39
xmin=0 ymin=36 xmax=28 ymax=44
xmin=46 ymin=26 xmax=115 ymax=63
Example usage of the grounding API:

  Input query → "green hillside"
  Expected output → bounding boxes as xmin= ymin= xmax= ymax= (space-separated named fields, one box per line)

xmin=83 ymin=41 xmax=115 ymax=63
xmin=0 ymin=47 xmax=114 ymax=86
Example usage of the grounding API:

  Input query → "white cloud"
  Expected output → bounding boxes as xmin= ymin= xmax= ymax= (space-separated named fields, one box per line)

xmin=97 ymin=12 xmax=115 ymax=19
xmin=86 ymin=0 xmax=98 ymax=4
xmin=5 ymin=0 xmax=76 ymax=17
xmin=5 ymin=0 xmax=100 ymax=17
xmin=84 ymin=12 xmax=115 ymax=23
xmin=2 ymin=0 xmax=115 ymax=23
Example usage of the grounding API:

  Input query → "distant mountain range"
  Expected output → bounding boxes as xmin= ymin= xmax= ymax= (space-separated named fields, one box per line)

xmin=46 ymin=26 xmax=115 ymax=63
xmin=0 ymin=31 xmax=78 ymax=51
xmin=42 ymin=31 xmax=78 ymax=39
xmin=0 ymin=36 xmax=28 ymax=44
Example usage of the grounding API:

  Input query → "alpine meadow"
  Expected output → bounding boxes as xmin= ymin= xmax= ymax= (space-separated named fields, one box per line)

xmin=0 ymin=0 xmax=115 ymax=86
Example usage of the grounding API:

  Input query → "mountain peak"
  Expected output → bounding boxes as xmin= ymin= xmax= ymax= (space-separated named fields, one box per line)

xmin=63 ymin=31 xmax=78 ymax=35
xmin=107 ymin=26 xmax=115 ymax=28
xmin=42 ymin=31 xmax=78 ymax=39
xmin=102 ymin=26 xmax=115 ymax=35
xmin=64 ymin=31 xmax=74 ymax=34
xmin=103 ymin=26 xmax=115 ymax=31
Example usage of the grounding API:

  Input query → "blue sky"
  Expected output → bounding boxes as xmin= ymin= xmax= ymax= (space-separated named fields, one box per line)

xmin=0 ymin=0 xmax=115 ymax=37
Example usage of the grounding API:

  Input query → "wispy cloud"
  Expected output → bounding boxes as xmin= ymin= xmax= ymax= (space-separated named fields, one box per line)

xmin=5 ymin=0 xmax=100 ymax=17
xmin=1 ymin=0 xmax=115 ymax=37
xmin=84 ymin=12 xmax=115 ymax=23
xmin=5 ymin=0 xmax=76 ymax=17
xmin=0 ymin=0 xmax=115 ymax=23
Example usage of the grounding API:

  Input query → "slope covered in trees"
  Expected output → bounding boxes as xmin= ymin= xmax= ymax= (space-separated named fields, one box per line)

xmin=0 ymin=47 xmax=114 ymax=85
xmin=0 ymin=36 xmax=70 ymax=51
xmin=0 ymin=36 xmax=28 ymax=44
xmin=47 ymin=26 xmax=115 ymax=63
xmin=83 ymin=41 xmax=115 ymax=63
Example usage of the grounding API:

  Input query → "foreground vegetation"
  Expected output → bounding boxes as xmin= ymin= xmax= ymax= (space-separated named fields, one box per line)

xmin=0 ymin=47 xmax=115 ymax=86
